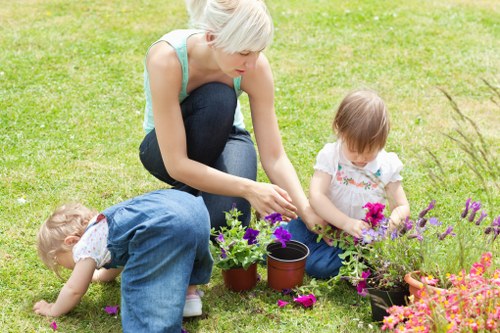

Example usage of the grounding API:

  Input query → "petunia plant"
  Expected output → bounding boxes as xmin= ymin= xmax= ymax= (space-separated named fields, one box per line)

xmin=210 ymin=207 xmax=291 ymax=270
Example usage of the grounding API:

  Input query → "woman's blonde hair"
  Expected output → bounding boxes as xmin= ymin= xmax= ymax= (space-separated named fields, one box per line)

xmin=186 ymin=0 xmax=274 ymax=53
xmin=37 ymin=203 xmax=96 ymax=276
xmin=333 ymin=89 xmax=390 ymax=153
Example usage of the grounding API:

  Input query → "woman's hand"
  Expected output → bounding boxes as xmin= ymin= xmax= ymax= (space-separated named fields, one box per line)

xmin=33 ymin=300 xmax=55 ymax=317
xmin=246 ymin=182 xmax=297 ymax=220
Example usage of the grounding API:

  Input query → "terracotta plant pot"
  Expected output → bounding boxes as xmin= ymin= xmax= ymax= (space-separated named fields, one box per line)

xmin=367 ymin=287 xmax=409 ymax=322
xmin=266 ymin=240 xmax=309 ymax=291
xmin=222 ymin=263 xmax=258 ymax=291
xmin=404 ymin=271 xmax=445 ymax=302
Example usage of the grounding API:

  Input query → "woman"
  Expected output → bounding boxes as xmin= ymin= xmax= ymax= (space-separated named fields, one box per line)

xmin=139 ymin=0 xmax=325 ymax=231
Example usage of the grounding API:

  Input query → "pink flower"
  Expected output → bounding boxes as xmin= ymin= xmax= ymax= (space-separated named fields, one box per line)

xmin=277 ymin=299 xmax=289 ymax=308
xmin=363 ymin=202 xmax=385 ymax=227
xmin=356 ymin=270 xmax=371 ymax=296
xmin=50 ymin=321 xmax=57 ymax=330
xmin=293 ymin=294 xmax=317 ymax=308
xmin=104 ymin=305 xmax=119 ymax=316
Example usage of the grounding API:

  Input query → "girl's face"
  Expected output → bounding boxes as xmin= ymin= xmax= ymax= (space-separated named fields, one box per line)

xmin=342 ymin=142 xmax=380 ymax=168
xmin=213 ymin=48 xmax=261 ymax=78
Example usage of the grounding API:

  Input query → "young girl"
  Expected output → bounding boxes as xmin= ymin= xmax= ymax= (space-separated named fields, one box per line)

xmin=139 ymin=0 xmax=324 ymax=231
xmin=33 ymin=189 xmax=213 ymax=332
xmin=286 ymin=89 xmax=410 ymax=279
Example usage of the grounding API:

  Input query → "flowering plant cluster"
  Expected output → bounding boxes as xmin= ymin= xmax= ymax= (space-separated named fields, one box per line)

xmin=382 ymin=252 xmax=499 ymax=333
xmin=210 ymin=208 xmax=291 ymax=270
xmin=318 ymin=198 xmax=499 ymax=294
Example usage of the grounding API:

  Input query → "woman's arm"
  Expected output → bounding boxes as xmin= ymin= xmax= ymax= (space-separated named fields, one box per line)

xmin=92 ymin=267 xmax=122 ymax=283
xmin=309 ymin=171 xmax=369 ymax=238
xmin=147 ymin=44 xmax=297 ymax=219
xmin=33 ymin=258 xmax=95 ymax=317
xmin=385 ymin=180 xmax=410 ymax=229
xmin=243 ymin=54 xmax=326 ymax=227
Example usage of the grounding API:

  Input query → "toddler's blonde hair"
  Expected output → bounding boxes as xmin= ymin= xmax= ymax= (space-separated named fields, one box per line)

xmin=37 ymin=203 xmax=97 ymax=276
xmin=333 ymin=89 xmax=390 ymax=153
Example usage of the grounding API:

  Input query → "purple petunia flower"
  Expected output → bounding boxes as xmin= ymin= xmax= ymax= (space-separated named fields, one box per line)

xmin=220 ymin=247 xmax=227 ymax=259
xmin=104 ymin=305 xmax=119 ymax=316
xmin=282 ymin=288 xmax=292 ymax=295
xmin=181 ymin=328 xmax=189 ymax=333
xmin=50 ymin=321 xmax=58 ymax=330
xmin=265 ymin=212 xmax=283 ymax=225
xmin=461 ymin=198 xmax=471 ymax=218
xmin=356 ymin=271 xmax=371 ymax=296
xmin=438 ymin=226 xmax=456 ymax=240
xmin=293 ymin=294 xmax=317 ymax=308
xmin=361 ymin=228 xmax=378 ymax=244
xmin=243 ymin=228 xmax=259 ymax=245
xmin=428 ymin=217 xmax=441 ymax=226
xmin=274 ymin=227 xmax=291 ymax=247
xmin=277 ymin=299 xmax=289 ymax=308
xmin=216 ymin=233 xmax=225 ymax=243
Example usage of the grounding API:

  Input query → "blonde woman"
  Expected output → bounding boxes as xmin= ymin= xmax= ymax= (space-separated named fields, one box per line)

xmin=139 ymin=0 xmax=325 ymax=231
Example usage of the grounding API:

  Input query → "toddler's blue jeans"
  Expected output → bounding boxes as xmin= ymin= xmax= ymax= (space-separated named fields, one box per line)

xmin=103 ymin=189 xmax=213 ymax=333
xmin=285 ymin=218 xmax=344 ymax=279
xmin=139 ymin=82 xmax=257 ymax=229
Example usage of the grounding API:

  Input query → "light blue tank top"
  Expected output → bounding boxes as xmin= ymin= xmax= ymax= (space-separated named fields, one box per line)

xmin=143 ymin=29 xmax=245 ymax=133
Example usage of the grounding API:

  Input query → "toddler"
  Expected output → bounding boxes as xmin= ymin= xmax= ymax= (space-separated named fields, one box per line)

xmin=287 ymin=89 xmax=410 ymax=279
xmin=33 ymin=189 xmax=213 ymax=332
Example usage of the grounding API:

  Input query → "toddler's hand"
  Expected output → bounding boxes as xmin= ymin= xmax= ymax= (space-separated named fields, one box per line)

xmin=33 ymin=300 xmax=54 ymax=317
xmin=344 ymin=219 xmax=370 ymax=238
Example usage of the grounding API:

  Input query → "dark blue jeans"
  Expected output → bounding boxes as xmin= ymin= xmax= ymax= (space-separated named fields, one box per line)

xmin=139 ymin=83 xmax=257 ymax=229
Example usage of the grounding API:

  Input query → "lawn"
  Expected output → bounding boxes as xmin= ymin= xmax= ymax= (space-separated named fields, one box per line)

xmin=0 ymin=0 xmax=498 ymax=332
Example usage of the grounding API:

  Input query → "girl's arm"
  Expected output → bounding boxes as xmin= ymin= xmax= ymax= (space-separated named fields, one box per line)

xmin=92 ymin=268 xmax=122 ymax=283
xmin=33 ymin=258 xmax=95 ymax=317
xmin=309 ymin=170 xmax=370 ymax=238
xmin=385 ymin=180 xmax=410 ymax=229
xmin=242 ymin=54 xmax=326 ymax=227
xmin=147 ymin=45 xmax=297 ymax=220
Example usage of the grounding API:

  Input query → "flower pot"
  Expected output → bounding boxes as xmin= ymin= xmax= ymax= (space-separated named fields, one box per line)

xmin=404 ymin=271 xmax=445 ymax=302
xmin=222 ymin=263 xmax=258 ymax=291
xmin=367 ymin=287 xmax=409 ymax=322
xmin=266 ymin=240 xmax=309 ymax=291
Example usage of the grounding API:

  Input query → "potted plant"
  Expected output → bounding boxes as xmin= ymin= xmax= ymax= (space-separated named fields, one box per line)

xmin=210 ymin=208 xmax=292 ymax=291
xmin=317 ymin=201 xmax=449 ymax=321
xmin=404 ymin=198 xmax=499 ymax=301
xmin=382 ymin=252 xmax=499 ymax=332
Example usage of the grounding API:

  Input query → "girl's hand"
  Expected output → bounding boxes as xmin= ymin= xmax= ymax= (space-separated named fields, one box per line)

xmin=344 ymin=219 xmax=370 ymax=238
xmin=247 ymin=182 xmax=297 ymax=221
xmin=33 ymin=300 xmax=55 ymax=317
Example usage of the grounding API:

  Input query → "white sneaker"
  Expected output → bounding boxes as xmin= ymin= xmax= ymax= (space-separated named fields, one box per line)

xmin=183 ymin=293 xmax=202 ymax=317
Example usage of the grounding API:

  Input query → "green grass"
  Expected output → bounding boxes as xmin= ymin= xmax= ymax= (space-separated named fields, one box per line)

xmin=1 ymin=0 xmax=499 ymax=332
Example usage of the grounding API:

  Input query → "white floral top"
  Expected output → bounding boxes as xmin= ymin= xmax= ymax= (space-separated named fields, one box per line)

xmin=313 ymin=141 xmax=403 ymax=220
xmin=73 ymin=215 xmax=111 ymax=268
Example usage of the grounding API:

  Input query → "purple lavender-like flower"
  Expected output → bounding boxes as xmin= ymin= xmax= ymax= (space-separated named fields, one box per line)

xmin=475 ymin=211 xmax=487 ymax=225
xmin=243 ymin=228 xmax=259 ymax=245
xmin=418 ymin=200 xmax=436 ymax=218
xmin=428 ymin=217 xmax=441 ymax=226
xmin=468 ymin=201 xmax=482 ymax=222
xmin=438 ymin=226 xmax=456 ymax=240
xmin=408 ymin=233 xmax=423 ymax=241
xmin=265 ymin=212 xmax=283 ymax=225
xmin=274 ymin=227 xmax=291 ymax=247
xmin=390 ymin=229 xmax=399 ymax=240
xmin=220 ymin=247 xmax=227 ymax=259
xmin=404 ymin=217 xmax=414 ymax=231
xmin=485 ymin=215 xmax=500 ymax=241
xmin=417 ymin=217 xmax=428 ymax=228
xmin=461 ymin=198 xmax=471 ymax=218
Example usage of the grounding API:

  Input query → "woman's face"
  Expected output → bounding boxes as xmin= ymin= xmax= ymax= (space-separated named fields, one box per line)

xmin=214 ymin=48 xmax=261 ymax=78
xmin=341 ymin=142 xmax=380 ymax=168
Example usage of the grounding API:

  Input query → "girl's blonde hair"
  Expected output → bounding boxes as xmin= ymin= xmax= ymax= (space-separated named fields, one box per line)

xmin=37 ymin=203 xmax=97 ymax=276
xmin=185 ymin=0 xmax=274 ymax=53
xmin=333 ymin=89 xmax=390 ymax=153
